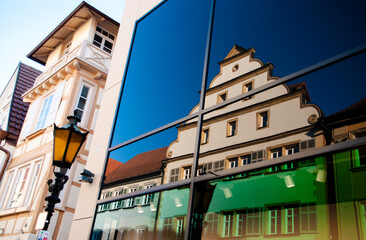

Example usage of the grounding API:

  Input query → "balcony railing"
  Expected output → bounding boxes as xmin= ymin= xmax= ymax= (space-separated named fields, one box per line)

xmin=35 ymin=40 xmax=112 ymax=85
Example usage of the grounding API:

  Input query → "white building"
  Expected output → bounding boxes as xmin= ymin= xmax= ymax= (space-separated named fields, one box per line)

xmin=0 ymin=2 xmax=119 ymax=239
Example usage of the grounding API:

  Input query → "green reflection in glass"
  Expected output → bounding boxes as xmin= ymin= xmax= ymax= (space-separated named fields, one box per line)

xmin=192 ymin=156 xmax=326 ymax=239
xmin=192 ymin=147 xmax=366 ymax=239
xmin=92 ymin=187 xmax=189 ymax=240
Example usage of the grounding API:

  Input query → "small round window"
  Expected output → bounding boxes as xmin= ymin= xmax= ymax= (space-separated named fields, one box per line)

xmin=232 ymin=64 xmax=239 ymax=72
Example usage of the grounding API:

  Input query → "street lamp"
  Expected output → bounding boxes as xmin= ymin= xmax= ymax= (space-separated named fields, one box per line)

xmin=43 ymin=111 xmax=88 ymax=231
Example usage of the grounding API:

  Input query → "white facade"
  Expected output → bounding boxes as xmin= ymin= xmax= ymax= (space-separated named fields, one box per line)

xmin=0 ymin=3 xmax=118 ymax=240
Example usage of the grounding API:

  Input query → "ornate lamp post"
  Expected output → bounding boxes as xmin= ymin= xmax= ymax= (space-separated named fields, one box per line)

xmin=43 ymin=111 xmax=88 ymax=231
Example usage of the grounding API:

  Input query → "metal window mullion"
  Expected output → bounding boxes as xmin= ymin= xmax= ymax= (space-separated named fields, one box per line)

xmin=185 ymin=0 xmax=216 ymax=239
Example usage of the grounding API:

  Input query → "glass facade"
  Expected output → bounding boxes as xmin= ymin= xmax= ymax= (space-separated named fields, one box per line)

xmin=92 ymin=0 xmax=366 ymax=239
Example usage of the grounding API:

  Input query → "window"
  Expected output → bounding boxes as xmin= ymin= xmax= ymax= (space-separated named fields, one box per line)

xmin=252 ymin=150 xmax=265 ymax=163
xmin=213 ymin=160 xmax=225 ymax=172
xmin=176 ymin=216 xmax=185 ymax=239
xmin=227 ymin=119 xmax=237 ymax=137
xmin=268 ymin=208 xmax=280 ymax=235
xmin=0 ymin=172 xmax=13 ymax=209
xmin=204 ymin=213 xmax=218 ymax=236
xmin=217 ymin=92 xmax=227 ymax=103
xmin=351 ymin=146 xmax=366 ymax=168
xmin=125 ymin=188 xmax=136 ymax=207
xmin=163 ymin=218 xmax=173 ymax=239
xmin=246 ymin=208 xmax=263 ymax=235
xmin=228 ymin=157 xmax=238 ymax=168
xmin=142 ymin=185 xmax=154 ymax=205
xmin=285 ymin=208 xmax=295 ymax=234
xmin=300 ymin=139 xmax=316 ymax=151
xmin=25 ymin=162 xmax=41 ymax=205
xmin=241 ymin=154 xmax=251 ymax=165
xmin=300 ymin=204 xmax=317 ymax=232
xmin=286 ymin=144 xmax=299 ymax=155
xmin=170 ymin=168 xmax=180 ymax=182
xmin=270 ymin=148 xmax=282 ymax=159
xmin=243 ymin=81 xmax=253 ymax=100
xmin=267 ymin=205 xmax=300 ymax=235
xmin=35 ymin=94 xmax=54 ymax=131
xmin=222 ymin=212 xmax=233 ymax=237
xmin=75 ymin=84 xmax=91 ymax=121
xmin=93 ymin=26 xmax=115 ymax=54
xmin=183 ymin=166 xmax=191 ymax=179
xmin=257 ymin=111 xmax=269 ymax=129
xmin=201 ymin=128 xmax=209 ymax=144
xmin=64 ymin=41 xmax=72 ymax=55
xmin=8 ymin=167 xmax=30 ymax=208
xmin=236 ymin=212 xmax=245 ymax=236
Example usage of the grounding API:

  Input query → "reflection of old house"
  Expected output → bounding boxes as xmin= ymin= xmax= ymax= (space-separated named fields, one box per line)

xmin=165 ymin=45 xmax=324 ymax=181
xmin=161 ymin=45 xmax=327 ymax=238
xmin=0 ymin=2 xmax=118 ymax=239
xmin=94 ymin=147 xmax=168 ymax=240
xmin=92 ymin=45 xmax=366 ymax=240
xmin=325 ymin=98 xmax=366 ymax=239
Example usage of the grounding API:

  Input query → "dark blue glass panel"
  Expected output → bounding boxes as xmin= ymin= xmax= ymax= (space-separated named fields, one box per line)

xmin=208 ymin=0 xmax=366 ymax=87
xmin=111 ymin=0 xmax=211 ymax=146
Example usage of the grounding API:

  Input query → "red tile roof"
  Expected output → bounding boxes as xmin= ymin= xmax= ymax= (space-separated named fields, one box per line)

xmin=104 ymin=146 xmax=168 ymax=185
xmin=8 ymin=63 xmax=42 ymax=136
xmin=325 ymin=97 xmax=366 ymax=125
xmin=105 ymin=158 xmax=123 ymax=176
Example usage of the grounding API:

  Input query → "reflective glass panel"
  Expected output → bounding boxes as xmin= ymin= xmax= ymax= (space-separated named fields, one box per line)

xmin=92 ymin=187 xmax=189 ymax=240
xmin=111 ymin=0 xmax=211 ymax=146
xmin=206 ymin=0 xmax=366 ymax=90
xmin=103 ymin=123 xmax=196 ymax=198
xmin=199 ymin=51 xmax=366 ymax=169
xmin=192 ymin=146 xmax=366 ymax=239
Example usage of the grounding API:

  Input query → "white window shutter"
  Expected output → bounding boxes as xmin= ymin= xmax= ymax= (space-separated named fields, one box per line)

xmin=44 ymin=81 xmax=65 ymax=127
xmin=21 ymin=98 xmax=40 ymax=138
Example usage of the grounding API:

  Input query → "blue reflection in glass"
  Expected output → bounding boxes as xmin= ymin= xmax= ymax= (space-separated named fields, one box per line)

xmin=111 ymin=0 xmax=211 ymax=146
xmin=207 ymin=0 xmax=366 ymax=115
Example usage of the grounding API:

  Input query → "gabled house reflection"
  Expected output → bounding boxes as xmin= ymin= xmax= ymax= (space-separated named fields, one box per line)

xmin=96 ymin=45 xmax=366 ymax=240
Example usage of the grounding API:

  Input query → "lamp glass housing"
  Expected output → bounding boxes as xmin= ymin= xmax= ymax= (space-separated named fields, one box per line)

xmin=53 ymin=124 xmax=87 ymax=169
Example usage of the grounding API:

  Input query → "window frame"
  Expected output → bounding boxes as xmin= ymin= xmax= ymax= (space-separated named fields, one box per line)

xmin=257 ymin=110 xmax=269 ymax=129
xmin=201 ymin=127 xmax=209 ymax=145
xmin=226 ymin=118 xmax=238 ymax=137
xmin=74 ymin=81 xmax=94 ymax=127
xmin=217 ymin=91 xmax=228 ymax=103
xmin=93 ymin=25 xmax=115 ymax=54
xmin=242 ymin=80 xmax=254 ymax=100
xmin=35 ymin=93 xmax=54 ymax=131
xmin=7 ymin=166 xmax=30 ymax=209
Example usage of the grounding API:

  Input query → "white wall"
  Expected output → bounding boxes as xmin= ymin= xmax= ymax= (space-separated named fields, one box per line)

xmin=69 ymin=1 xmax=163 ymax=239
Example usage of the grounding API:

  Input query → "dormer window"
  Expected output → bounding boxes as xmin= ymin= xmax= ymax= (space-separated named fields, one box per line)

xmin=93 ymin=26 xmax=115 ymax=54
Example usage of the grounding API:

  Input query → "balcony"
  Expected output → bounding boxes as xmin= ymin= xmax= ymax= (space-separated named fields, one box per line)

xmin=35 ymin=40 xmax=112 ymax=85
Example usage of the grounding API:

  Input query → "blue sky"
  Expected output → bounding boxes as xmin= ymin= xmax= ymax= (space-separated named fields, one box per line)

xmin=0 ymin=0 xmax=125 ymax=93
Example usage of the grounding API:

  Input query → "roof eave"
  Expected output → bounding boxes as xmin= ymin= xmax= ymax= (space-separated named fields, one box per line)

xmin=27 ymin=1 xmax=120 ymax=65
